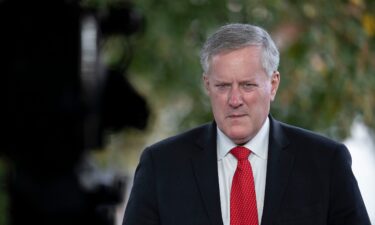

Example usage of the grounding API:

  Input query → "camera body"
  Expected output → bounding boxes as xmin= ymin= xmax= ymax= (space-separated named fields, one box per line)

xmin=1 ymin=1 xmax=148 ymax=224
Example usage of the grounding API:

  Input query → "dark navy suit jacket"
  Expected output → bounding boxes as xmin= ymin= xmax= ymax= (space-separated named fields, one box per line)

xmin=123 ymin=116 xmax=370 ymax=225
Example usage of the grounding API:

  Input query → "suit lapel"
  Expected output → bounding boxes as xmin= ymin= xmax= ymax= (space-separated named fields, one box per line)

xmin=191 ymin=122 xmax=224 ymax=225
xmin=261 ymin=116 xmax=295 ymax=225
xmin=189 ymin=118 xmax=294 ymax=225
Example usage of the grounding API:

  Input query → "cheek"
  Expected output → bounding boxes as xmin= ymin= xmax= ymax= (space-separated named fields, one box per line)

xmin=245 ymin=91 xmax=271 ymax=110
xmin=210 ymin=94 xmax=227 ymax=114
xmin=210 ymin=91 xmax=226 ymax=104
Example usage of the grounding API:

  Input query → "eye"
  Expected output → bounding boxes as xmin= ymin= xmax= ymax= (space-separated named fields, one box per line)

xmin=215 ymin=83 xmax=230 ymax=91
xmin=241 ymin=82 xmax=257 ymax=90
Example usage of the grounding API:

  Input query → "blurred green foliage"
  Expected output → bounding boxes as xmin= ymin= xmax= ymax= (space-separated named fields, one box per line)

xmin=113 ymin=0 xmax=375 ymax=141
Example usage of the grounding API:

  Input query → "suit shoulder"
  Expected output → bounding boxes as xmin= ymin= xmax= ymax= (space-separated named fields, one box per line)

xmin=146 ymin=122 xmax=212 ymax=152
xmin=278 ymin=121 xmax=343 ymax=148
xmin=273 ymin=120 xmax=351 ymax=166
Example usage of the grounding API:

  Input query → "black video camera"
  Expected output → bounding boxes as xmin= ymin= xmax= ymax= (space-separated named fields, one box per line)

xmin=1 ymin=1 xmax=149 ymax=224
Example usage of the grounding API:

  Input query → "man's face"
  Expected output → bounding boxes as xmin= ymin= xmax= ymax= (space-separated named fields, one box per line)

xmin=204 ymin=46 xmax=280 ymax=144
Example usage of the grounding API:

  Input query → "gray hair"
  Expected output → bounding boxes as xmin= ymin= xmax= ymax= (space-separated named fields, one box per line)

xmin=200 ymin=23 xmax=279 ymax=77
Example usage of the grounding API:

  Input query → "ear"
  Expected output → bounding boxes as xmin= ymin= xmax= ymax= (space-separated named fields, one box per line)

xmin=203 ymin=74 xmax=210 ymax=94
xmin=270 ymin=71 xmax=280 ymax=101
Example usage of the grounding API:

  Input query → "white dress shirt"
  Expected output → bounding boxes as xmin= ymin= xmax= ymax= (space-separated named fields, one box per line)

xmin=217 ymin=117 xmax=270 ymax=225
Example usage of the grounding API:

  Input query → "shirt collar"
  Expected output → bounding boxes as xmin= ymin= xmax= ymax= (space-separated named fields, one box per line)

xmin=217 ymin=117 xmax=270 ymax=160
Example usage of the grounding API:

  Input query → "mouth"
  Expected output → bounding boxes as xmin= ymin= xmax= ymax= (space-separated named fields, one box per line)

xmin=227 ymin=114 xmax=246 ymax=118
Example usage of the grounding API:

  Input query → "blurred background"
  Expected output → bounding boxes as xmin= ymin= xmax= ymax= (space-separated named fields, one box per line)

xmin=1 ymin=0 xmax=374 ymax=224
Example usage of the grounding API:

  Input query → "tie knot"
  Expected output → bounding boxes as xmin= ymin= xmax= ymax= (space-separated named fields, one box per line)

xmin=230 ymin=146 xmax=251 ymax=160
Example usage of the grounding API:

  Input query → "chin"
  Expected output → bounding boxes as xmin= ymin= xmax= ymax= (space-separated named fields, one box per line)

xmin=232 ymin=137 xmax=251 ymax=145
xmin=227 ymin=130 xmax=252 ymax=144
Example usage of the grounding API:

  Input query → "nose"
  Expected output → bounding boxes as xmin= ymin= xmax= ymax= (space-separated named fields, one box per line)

xmin=228 ymin=86 xmax=243 ymax=108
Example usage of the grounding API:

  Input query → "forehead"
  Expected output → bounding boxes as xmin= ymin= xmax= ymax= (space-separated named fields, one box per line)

xmin=208 ymin=46 xmax=263 ymax=74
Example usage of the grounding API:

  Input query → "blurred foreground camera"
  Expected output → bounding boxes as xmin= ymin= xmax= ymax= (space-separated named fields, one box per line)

xmin=1 ymin=1 xmax=148 ymax=225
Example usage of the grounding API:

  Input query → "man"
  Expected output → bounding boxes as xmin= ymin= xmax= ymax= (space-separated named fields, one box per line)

xmin=123 ymin=23 xmax=370 ymax=225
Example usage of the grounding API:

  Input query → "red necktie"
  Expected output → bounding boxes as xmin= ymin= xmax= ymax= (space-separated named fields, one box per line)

xmin=230 ymin=146 xmax=259 ymax=225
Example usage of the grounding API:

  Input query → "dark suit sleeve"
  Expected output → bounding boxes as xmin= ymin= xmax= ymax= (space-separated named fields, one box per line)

xmin=122 ymin=148 xmax=160 ymax=225
xmin=328 ymin=144 xmax=371 ymax=225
